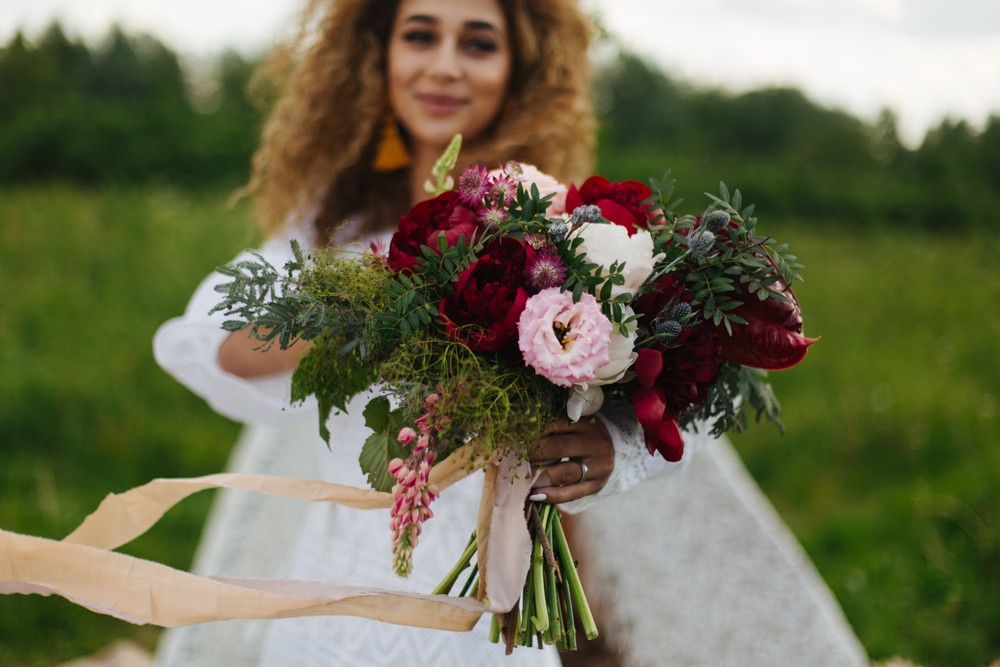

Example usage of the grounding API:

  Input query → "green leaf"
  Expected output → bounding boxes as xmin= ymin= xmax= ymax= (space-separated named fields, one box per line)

xmin=363 ymin=395 xmax=391 ymax=432
xmin=359 ymin=401 xmax=409 ymax=492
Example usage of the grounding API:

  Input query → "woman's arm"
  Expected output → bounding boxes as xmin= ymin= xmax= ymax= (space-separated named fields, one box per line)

xmin=217 ymin=332 xmax=310 ymax=378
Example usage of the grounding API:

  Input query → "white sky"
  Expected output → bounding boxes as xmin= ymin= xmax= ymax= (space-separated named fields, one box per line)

xmin=2 ymin=0 xmax=999 ymax=146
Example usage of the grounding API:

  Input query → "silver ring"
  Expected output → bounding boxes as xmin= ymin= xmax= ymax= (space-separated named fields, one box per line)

xmin=577 ymin=460 xmax=589 ymax=484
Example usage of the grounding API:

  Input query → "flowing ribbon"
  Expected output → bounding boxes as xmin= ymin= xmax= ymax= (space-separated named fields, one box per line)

xmin=0 ymin=445 xmax=534 ymax=631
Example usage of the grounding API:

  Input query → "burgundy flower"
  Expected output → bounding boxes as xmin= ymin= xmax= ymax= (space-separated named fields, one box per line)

xmin=720 ymin=254 xmax=817 ymax=370
xmin=388 ymin=191 xmax=480 ymax=273
xmin=439 ymin=237 xmax=530 ymax=353
xmin=632 ymin=331 xmax=724 ymax=461
xmin=565 ymin=176 xmax=654 ymax=235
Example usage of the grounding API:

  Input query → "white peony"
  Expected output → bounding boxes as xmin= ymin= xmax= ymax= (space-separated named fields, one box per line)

xmin=566 ymin=310 xmax=639 ymax=421
xmin=574 ymin=223 xmax=664 ymax=300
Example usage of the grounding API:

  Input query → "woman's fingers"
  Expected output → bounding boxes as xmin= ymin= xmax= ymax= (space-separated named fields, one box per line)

xmin=528 ymin=417 xmax=614 ymax=503
xmin=530 ymin=479 xmax=606 ymax=504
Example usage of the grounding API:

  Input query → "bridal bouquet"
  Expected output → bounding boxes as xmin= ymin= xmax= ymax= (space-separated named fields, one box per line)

xmin=213 ymin=138 xmax=815 ymax=651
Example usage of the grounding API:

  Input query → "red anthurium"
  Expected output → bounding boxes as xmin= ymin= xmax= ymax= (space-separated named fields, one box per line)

xmin=632 ymin=386 xmax=684 ymax=461
xmin=635 ymin=347 xmax=663 ymax=388
xmin=720 ymin=255 xmax=817 ymax=370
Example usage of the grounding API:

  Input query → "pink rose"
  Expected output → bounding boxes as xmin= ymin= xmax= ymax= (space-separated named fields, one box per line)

xmin=518 ymin=288 xmax=612 ymax=388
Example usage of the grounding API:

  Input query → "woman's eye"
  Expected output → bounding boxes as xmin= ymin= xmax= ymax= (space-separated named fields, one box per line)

xmin=463 ymin=37 xmax=499 ymax=53
xmin=402 ymin=30 xmax=436 ymax=45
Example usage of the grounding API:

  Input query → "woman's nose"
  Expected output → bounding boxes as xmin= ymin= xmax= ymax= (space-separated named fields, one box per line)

xmin=427 ymin=40 xmax=462 ymax=81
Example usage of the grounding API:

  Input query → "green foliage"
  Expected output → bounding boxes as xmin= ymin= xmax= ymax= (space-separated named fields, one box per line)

xmin=0 ymin=23 xmax=262 ymax=187
xmin=685 ymin=363 xmax=784 ymax=437
xmin=595 ymin=49 xmax=1000 ymax=230
xmin=376 ymin=334 xmax=563 ymax=462
xmin=2 ymin=187 xmax=998 ymax=666
xmin=290 ymin=335 xmax=378 ymax=443
xmin=0 ymin=185 xmax=254 ymax=665
xmin=358 ymin=397 xmax=409 ymax=492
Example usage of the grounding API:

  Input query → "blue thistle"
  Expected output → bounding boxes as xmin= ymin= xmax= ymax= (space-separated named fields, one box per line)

xmin=571 ymin=205 xmax=602 ymax=225
xmin=689 ymin=230 xmax=716 ymax=257
xmin=703 ymin=209 xmax=731 ymax=232
xmin=666 ymin=302 xmax=693 ymax=322
xmin=548 ymin=219 xmax=569 ymax=243
xmin=654 ymin=318 xmax=684 ymax=341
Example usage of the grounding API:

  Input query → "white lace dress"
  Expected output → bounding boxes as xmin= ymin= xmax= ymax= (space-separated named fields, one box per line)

xmin=152 ymin=223 xmax=868 ymax=667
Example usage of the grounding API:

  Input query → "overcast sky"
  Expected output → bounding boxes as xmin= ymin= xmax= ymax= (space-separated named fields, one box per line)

xmin=3 ymin=0 xmax=998 ymax=146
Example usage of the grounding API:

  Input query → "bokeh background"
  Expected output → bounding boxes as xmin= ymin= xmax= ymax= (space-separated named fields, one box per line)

xmin=1 ymin=1 xmax=998 ymax=665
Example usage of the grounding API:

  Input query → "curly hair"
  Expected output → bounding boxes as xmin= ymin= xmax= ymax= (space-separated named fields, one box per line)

xmin=245 ymin=0 xmax=596 ymax=241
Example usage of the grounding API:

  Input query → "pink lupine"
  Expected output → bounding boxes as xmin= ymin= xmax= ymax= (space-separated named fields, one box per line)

xmin=388 ymin=394 xmax=447 ymax=577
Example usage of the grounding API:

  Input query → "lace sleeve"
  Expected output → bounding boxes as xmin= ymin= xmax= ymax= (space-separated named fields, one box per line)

xmin=560 ymin=399 xmax=708 ymax=514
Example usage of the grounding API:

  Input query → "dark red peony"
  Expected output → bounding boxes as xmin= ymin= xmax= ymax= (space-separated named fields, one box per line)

xmin=439 ymin=237 xmax=530 ymax=353
xmin=388 ymin=191 xmax=480 ymax=273
xmin=565 ymin=176 xmax=655 ymax=235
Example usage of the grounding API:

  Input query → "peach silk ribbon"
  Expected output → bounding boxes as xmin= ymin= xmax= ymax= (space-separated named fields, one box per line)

xmin=0 ymin=445 xmax=534 ymax=631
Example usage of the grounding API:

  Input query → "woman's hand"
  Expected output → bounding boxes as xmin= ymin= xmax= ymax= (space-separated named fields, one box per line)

xmin=528 ymin=417 xmax=614 ymax=504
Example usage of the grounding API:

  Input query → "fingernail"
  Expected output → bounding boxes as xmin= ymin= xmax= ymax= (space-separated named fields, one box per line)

xmin=529 ymin=493 xmax=547 ymax=502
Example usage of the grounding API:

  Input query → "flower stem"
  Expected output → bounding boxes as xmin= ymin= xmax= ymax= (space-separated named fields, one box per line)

xmin=531 ymin=533 xmax=550 ymax=632
xmin=432 ymin=533 xmax=477 ymax=595
xmin=552 ymin=509 xmax=598 ymax=640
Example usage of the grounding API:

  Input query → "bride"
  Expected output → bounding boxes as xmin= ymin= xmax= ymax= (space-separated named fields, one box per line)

xmin=153 ymin=0 xmax=868 ymax=665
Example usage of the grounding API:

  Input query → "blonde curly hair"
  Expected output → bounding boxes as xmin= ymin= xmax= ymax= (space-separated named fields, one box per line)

xmin=245 ymin=0 xmax=596 ymax=241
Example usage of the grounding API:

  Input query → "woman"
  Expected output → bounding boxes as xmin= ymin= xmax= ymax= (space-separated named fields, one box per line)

xmin=154 ymin=0 xmax=677 ymax=665
xmin=153 ymin=0 xmax=868 ymax=665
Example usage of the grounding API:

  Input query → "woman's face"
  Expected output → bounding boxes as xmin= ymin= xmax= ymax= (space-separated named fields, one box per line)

xmin=387 ymin=0 xmax=512 ymax=154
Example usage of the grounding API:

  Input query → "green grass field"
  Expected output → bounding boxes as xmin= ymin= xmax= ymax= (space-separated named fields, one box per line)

xmin=1 ymin=186 xmax=997 ymax=666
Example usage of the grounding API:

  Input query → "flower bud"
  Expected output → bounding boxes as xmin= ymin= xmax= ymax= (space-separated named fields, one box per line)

xmin=689 ymin=230 xmax=716 ymax=257
xmin=654 ymin=318 xmax=683 ymax=341
xmin=666 ymin=302 xmax=692 ymax=322
xmin=571 ymin=204 xmax=602 ymax=225
xmin=703 ymin=209 xmax=731 ymax=232
xmin=548 ymin=219 xmax=569 ymax=243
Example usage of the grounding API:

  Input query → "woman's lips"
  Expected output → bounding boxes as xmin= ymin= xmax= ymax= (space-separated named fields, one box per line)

xmin=417 ymin=94 xmax=468 ymax=115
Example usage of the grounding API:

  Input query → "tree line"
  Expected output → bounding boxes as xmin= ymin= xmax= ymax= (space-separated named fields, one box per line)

xmin=0 ymin=23 xmax=259 ymax=187
xmin=2 ymin=24 xmax=998 ymax=228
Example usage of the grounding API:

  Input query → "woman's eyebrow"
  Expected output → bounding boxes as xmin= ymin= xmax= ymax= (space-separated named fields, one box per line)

xmin=401 ymin=15 xmax=503 ymax=36
xmin=464 ymin=20 xmax=503 ymax=35
xmin=401 ymin=14 xmax=438 ymax=26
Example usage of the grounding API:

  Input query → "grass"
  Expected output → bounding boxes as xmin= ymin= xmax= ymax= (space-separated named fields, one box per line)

xmin=730 ymin=220 xmax=1000 ymax=666
xmin=0 ymin=185 xmax=256 ymax=665
xmin=1 ymin=185 xmax=997 ymax=666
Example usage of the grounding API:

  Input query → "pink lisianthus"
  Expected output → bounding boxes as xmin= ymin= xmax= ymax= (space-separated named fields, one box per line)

xmin=518 ymin=288 xmax=612 ymax=388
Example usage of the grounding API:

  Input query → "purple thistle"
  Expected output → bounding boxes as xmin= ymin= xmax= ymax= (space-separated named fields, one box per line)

xmin=525 ymin=251 xmax=567 ymax=291
xmin=481 ymin=206 xmax=509 ymax=229
xmin=458 ymin=164 xmax=490 ymax=206
xmin=487 ymin=174 xmax=518 ymax=207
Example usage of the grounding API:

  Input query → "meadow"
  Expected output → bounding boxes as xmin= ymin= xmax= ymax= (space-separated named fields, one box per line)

xmin=0 ymin=185 xmax=997 ymax=666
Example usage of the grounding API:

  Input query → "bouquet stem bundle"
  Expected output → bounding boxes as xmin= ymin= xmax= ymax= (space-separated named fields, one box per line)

xmin=434 ymin=501 xmax=596 ymax=653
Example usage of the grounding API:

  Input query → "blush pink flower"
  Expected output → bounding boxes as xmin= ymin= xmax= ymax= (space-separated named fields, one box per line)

xmin=490 ymin=163 xmax=568 ymax=217
xmin=518 ymin=288 xmax=612 ymax=388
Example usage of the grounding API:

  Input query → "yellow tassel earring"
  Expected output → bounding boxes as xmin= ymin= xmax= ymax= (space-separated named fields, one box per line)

xmin=373 ymin=112 xmax=412 ymax=172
